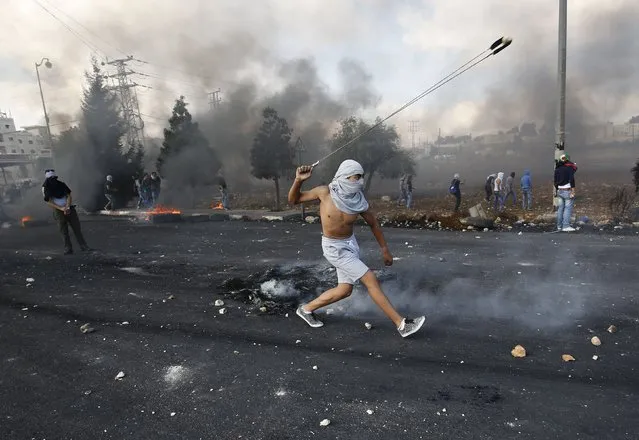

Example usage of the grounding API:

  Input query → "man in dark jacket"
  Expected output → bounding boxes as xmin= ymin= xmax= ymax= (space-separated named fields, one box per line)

xmin=554 ymin=154 xmax=577 ymax=232
xmin=449 ymin=173 xmax=462 ymax=212
xmin=150 ymin=172 xmax=161 ymax=207
xmin=42 ymin=170 xmax=89 ymax=254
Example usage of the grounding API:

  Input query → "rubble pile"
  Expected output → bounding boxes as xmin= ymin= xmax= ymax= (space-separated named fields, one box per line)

xmin=218 ymin=265 xmax=336 ymax=313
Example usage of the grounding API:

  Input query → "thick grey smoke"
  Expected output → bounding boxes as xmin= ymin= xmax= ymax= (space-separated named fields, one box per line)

xmin=179 ymin=57 xmax=380 ymax=196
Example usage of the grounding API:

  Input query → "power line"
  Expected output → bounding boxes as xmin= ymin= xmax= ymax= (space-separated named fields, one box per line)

xmin=39 ymin=0 xmax=129 ymax=57
xmin=30 ymin=0 xmax=104 ymax=55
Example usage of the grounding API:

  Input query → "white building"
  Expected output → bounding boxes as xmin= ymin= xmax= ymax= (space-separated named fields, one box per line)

xmin=0 ymin=111 xmax=51 ymax=157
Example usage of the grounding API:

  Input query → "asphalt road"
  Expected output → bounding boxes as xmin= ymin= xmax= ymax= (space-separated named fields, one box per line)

xmin=1 ymin=217 xmax=637 ymax=440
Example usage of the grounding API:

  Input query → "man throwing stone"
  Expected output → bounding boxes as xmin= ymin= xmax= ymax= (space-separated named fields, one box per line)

xmin=288 ymin=159 xmax=425 ymax=338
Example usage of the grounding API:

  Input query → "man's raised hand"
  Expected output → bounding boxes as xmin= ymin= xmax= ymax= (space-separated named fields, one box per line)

xmin=296 ymin=165 xmax=313 ymax=182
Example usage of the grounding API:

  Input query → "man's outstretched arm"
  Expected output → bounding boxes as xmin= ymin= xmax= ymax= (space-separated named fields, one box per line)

xmin=361 ymin=210 xmax=393 ymax=266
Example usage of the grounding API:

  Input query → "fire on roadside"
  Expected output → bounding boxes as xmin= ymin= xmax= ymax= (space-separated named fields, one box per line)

xmin=20 ymin=216 xmax=33 ymax=227
xmin=210 ymin=201 xmax=224 ymax=210
xmin=148 ymin=205 xmax=181 ymax=215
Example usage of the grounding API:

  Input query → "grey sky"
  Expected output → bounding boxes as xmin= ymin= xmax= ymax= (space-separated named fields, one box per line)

xmin=1 ymin=0 xmax=636 ymax=142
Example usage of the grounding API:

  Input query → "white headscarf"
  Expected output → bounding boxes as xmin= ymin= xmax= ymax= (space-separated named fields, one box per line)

xmin=329 ymin=159 xmax=369 ymax=214
xmin=45 ymin=170 xmax=56 ymax=179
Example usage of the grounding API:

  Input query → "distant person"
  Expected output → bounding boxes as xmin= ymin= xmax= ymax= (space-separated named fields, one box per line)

xmin=104 ymin=175 xmax=116 ymax=210
xmin=398 ymin=174 xmax=408 ymax=206
xmin=485 ymin=173 xmax=496 ymax=203
xmin=449 ymin=173 xmax=462 ymax=212
xmin=133 ymin=175 xmax=143 ymax=209
xmin=140 ymin=173 xmax=153 ymax=209
xmin=554 ymin=154 xmax=577 ymax=232
xmin=493 ymin=172 xmax=504 ymax=211
xmin=150 ymin=171 xmax=162 ymax=206
xmin=218 ymin=176 xmax=229 ymax=210
xmin=503 ymin=171 xmax=517 ymax=207
xmin=42 ymin=169 xmax=89 ymax=255
xmin=520 ymin=169 xmax=533 ymax=210
xmin=405 ymin=174 xmax=414 ymax=208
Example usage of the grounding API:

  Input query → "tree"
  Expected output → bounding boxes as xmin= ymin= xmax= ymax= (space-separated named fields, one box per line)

xmin=324 ymin=117 xmax=414 ymax=193
xmin=632 ymin=159 xmax=639 ymax=193
xmin=54 ymin=59 xmax=142 ymax=211
xmin=629 ymin=115 xmax=639 ymax=124
xmin=250 ymin=107 xmax=294 ymax=210
xmin=157 ymin=96 xmax=221 ymax=207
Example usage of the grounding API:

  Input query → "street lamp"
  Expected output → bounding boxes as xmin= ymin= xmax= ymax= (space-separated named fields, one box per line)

xmin=35 ymin=57 xmax=53 ymax=149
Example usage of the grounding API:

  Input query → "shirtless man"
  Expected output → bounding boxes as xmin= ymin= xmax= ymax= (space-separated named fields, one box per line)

xmin=288 ymin=159 xmax=425 ymax=338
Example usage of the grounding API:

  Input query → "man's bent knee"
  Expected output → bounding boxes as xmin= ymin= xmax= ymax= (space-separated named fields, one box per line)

xmin=336 ymin=283 xmax=353 ymax=298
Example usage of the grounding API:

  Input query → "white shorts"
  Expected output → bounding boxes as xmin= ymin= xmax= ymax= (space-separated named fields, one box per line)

xmin=322 ymin=235 xmax=370 ymax=285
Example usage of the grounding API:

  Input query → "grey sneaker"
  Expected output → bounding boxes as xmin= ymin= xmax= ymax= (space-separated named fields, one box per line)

xmin=296 ymin=305 xmax=324 ymax=328
xmin=562 ymin=226 xmax=576 ymax=232
xmin=398 ymin=316 xmax=425 ymax=338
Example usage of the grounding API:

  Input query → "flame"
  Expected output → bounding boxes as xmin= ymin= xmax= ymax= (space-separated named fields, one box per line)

xmin=210 ymin=201 xmax=224 ymax=210
xmin=148 ymin=205 xmax=181 ymax=215
xmin=21 ymin=216 xmax=33 ymax=226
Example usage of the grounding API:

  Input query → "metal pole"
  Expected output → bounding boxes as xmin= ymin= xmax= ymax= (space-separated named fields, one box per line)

xmin=35 ymin=62 xmax=53 ymax=149
xmin=553 ymin=0 xmax=567 ymax=207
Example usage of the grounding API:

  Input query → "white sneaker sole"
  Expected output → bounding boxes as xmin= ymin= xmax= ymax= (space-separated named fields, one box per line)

xmin=296 ymin=307 xmax=323 ymax=328
xmin=400 ymin=316 xmax=426 ymax=338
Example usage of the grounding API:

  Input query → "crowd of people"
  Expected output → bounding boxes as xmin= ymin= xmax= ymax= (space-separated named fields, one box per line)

xmin=392 ymin=153 xmax=578 ymax=232
xmin=483 ymin=169 xmax=534 ymax=212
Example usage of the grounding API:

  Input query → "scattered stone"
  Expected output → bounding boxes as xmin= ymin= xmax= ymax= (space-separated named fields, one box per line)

xmin=591 ymin=336 xmax=601 ymax=346
xmin=80 ymin=323 xmax=95 ymax=334
xmin=115 ymin=371 xmax=126 ymax=380
xmin=214 ymin=299 xmax=225 ymax=307
xmin=218 ymin=308 xmax=227 ymax=315
xmin=366 ymin=409 xmax=374 ymax=415
xmin=483 ymin=228 xmax=489 ymax=232
xmin=592 ymin=355 xmax=599 ymax=361
xmin=319 ymin=419 xmax=331 ymax=427
xmin=364 ymin=322 xmax=373 ymax=330
xmin=562 ymin=354 xmax=575 ymax=362
xmin=312 ymin=365 xmax=318 ymax=370
xmin=439 ymin=257 xmax=446 ymax=262
xmin=45 ymin=256 xmax=52 ymax=261
xmin=511 ymin=345 xmax=526 ymax=358
xmin=25 ymin=277 xmax=35 ymax=283
xmin=607 ymin=325 xmax=617 ymax=334
xmin=518 ymin=231 xmax=523 ymax=236
xmin=305 ymin=216 xmax=319 ymax=224
xmin=325 ymin=308 xmax=334 ymax=315
xmin=295 ymin=339 xmax=301 ymax=344
xmin=84 ymin=390 xmax=92 ymax=396
xmin=466 ymin=226 xmax=474 ymax=231
xmin=170 ymin=412 xmax=176 ymax=417
xmin=259 ymin=306 xmax=267 ymax=313
xmin=167 ymin=294 xmax=175 ymax=300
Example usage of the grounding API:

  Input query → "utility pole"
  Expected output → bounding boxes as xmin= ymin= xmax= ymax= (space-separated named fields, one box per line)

xmin=104 ymin=56 xmax=146 ymax=150
xmin=208 ymin=89 xmax=222 ymax=111
xmin=408 ymin=121 xmax=419 ymax=151
xmin=35 ymin=58 xmax=53 ymax=149
xmin=553 ymin=0 xmax=567 ymax=207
